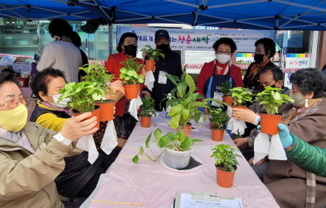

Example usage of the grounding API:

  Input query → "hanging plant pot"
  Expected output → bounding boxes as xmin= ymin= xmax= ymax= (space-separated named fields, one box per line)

xmin=232 ymin=105 xmax=247 ymax=109
xmin=212 ymin=129 xmax=224 ymax=141
xmin=177 ymin=123 xmax=191 ymax=137
xmin=95 ymin=100 xmax=115 ymax=122
xmin=145 ymin=60 xmax=156 ymax=71
xmin=73 ymin=105 xmax=100 ymax=129
xmin=216 ymin=166 xmax=236 ymax=188
xmin=260 ymin=113 xmax=282 ymax=135
xmin=164 ymin=148 xmax=192 ymax=169
xmin=223 ymin=96 xmax=233 ymax=106
xmin=141 ymin=116 xmax=151 ymax=128
xmin=124 ymin=84 xmax=139 ymax=100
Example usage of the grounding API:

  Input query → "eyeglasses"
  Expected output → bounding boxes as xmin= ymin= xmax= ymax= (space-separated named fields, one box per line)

xmin=0 ymin=97 xmax=27 ymax=108
xmin=216 ymin=51 xmax=231 ymax=55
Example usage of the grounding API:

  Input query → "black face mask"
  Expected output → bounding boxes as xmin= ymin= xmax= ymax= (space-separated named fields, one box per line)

xmin=157 ymin=44 xmax=170 ymax=53
xmin=254 ymin=54 xmax=264 ymax=63
xmin=124 ymin=45 xmax=137 ymax=57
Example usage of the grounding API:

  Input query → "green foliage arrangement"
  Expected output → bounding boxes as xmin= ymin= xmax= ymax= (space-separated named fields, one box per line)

xmin=140 ymin=96 xmax=157 ymax=117
xmin=59 ymin=81 xmax=104 ymax=112
xmin=141 ymin=45 xmax=165 ymax=60
xmin=211 ymin=144 xmax=241 ymax=172
xmin=218 ymin=80 xmax=231 ymax=96
xmin=255 ymin=86 xmax=294 ymax=115
xmin=132 ymin=129 xmax=202 ymax=163
xmin=209 ymin=108 xmax=229 ymax=130
xmin=119 ymin=58 xmax=144 ymax=85
xmin=230 ymin=87 xmax=252 ymax=106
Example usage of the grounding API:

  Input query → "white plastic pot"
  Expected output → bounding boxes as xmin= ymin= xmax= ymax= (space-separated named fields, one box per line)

xmin=164 ymin=148 xmax=192 ymax=169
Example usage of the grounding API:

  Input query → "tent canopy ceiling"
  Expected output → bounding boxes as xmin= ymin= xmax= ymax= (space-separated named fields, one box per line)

xmin=1 ymin=0 xmax=326 ymax=30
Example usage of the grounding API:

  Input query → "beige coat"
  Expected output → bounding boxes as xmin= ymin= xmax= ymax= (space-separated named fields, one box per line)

xmin=0 ymin=122 xmax=82 ymax=208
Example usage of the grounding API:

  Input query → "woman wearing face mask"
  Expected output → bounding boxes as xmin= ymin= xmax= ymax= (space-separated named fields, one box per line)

xmin=0 ymin=71 xmax=98 ymax=207
xmin=243 ymin=38 xmax=276 ymax=93
xmin=196 ymin=37 xmax=243 ymax=104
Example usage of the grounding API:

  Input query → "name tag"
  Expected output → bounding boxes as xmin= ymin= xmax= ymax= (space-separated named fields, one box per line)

xmin=158 ymin=71 xmax=167 ymax=84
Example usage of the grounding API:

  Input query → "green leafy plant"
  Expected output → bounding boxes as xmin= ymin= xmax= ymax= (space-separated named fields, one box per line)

xmin=218 ymin=80 xmax=231 ymax=96
xmin=141 ymin=45 xmax=164 ymax=60
xmin=140 ymin=96 xmax=157 ymax=117
xmin=230 ymin=87 xmax=252 ymax=106
xmin=119 ymin=58 xmax=144 ymax=85
xmin=59 ymin=81 xmax=104 ymax=112
xmin=211 ymin=144 xmax=241 ymax=172
xmin=132 ymin=129 xmax=202 ymax=163
xmin=255 ymin=86 xmax=294 ymax=115
xmin=209 ymin=108 xmax=229 ymax=130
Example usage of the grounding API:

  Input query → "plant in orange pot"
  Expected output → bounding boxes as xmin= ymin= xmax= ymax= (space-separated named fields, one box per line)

xmin=255 ymin=86 xmax=293 ymax=135
xmin=230 ymin=87 xmax=252 ymax=109
xmin=141 ymin=45 xmax=164 ymax=71
xmin=119 ymin=58 xmax=144 ymax=100
xmin=219 ymin=80 xmax=233 ymax=106
xmin=139 ymin=96 xmax=157 ymax=128
xmin=210 ymin=108 xmax=229 ymax=141
xmin=211 ymin=144 xmax=241 ymax=188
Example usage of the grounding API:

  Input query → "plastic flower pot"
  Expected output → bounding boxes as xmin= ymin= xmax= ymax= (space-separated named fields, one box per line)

xmin=216 ymin=167 xmax=236 ymax=188
xmin=164 ymin=148 xmax=192 ymax=169
xmin=212 ymin=129 xmax=224 ymax=141
xmin=141 ymin=116 xmax=151 ymax=128
xmin=95 ymin=100 xmax=114 ymax=122
xmin=145 ymin=60 xmax=156 ymax=71
xmin=260 ymin=113 xmax=282 ymax=135
xmin=73 ymin=105 xmax=100 ymax=129
xmin=177 ymin=124 xmax=191 ymax=137
xmin=223 ymin=96 xmax=233 ymax=106
xmin=124 ymin=84 xmax=139 ymax=100
xmin=232 ymin=105 xmax=247 ymax=109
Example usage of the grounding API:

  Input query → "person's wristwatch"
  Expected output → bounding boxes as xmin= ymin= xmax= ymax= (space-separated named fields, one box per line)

xmin=53 ymin=133 xmax=72 ymax=146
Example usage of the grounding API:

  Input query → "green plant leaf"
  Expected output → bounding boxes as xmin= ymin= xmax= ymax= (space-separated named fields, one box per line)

xmin=145 ymin=132 xmax=153 ymax=148
xmin=132 ymin=155 xmax=139 ymax=164
xmin=185 ymin=74 xmax=196 ymax=93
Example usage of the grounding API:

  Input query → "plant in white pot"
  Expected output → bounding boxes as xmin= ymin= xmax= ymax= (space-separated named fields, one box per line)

xmin=132 ymin=128 xmax=202 ymax=169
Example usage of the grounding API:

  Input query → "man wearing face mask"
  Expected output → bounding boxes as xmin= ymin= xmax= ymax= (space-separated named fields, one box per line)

xmin=147 ymin=29 xmax=182 ymax=111
xmin=196 ymin=37 xmax=243 ymax=106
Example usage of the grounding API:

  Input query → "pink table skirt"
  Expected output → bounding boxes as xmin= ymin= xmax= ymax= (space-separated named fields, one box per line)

xmin=81 ymin=114 xmax=279 ymax=208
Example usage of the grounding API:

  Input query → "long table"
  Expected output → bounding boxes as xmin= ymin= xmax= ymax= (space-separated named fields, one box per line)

xmin=81 ymin=113 xmax=280 ymax=208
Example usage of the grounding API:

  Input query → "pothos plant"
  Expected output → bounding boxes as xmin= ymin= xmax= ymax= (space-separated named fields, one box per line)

xmin=141 ymin=45 xmax=164 ymax=60
xmin=209 ymin=108 xmax=229 ymax=130
xmin=218 ymin=80 xmax=231 ymax=96
xmin=132 ymin=128 xmax=202 ymax=163
xmin=140 ymin=96 xmax=157 ymax=117
xmin=119 ymin=58 xmax=144 ymax=85
xmin=211 ymin=144 xmax=241 ymax=172
xmin=255 ymin=86 xmax=293 ymax=115
xmin=230 ymin=87 xmax=252 ymax=106
xmin=58 ymin=81 xmax=104 ymax=112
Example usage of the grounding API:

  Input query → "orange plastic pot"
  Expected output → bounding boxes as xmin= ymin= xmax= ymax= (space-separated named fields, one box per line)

xmin=73 ymin=105 xmax=100 ymax=129
xmin=260 ymin=113 xmax=282 ymax=135
xmin=124 ymin=84 xmax=139 ymax=100
xmin=145 ymin=60 xmax=156 ymax=71
xmin=212 ymin=129 xmax=224 ymax=141
xmin=223 ymin=96 xmax=233 ymax=106
xmin=216 ymin=167 xmax=236 ymax=188
xmin=95 ymin=100 xmax=114 ymax=122
xmin=210 ymin=121 xmax=213 ymax=129
xmin=232 ymin=105 xmax=247 ymax=109
xmin=141 ymin=116 xmax=151 ymax=128
xmin=177 ymin=124 xmax=191 ymax=137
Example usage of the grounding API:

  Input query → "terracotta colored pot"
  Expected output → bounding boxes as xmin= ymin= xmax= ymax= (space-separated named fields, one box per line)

xmin=223 ymin=96 xmax=233 ymax=106
xmin=260 ymin=113 xmax=282 ymax=135
xmin=95 ymin=100 xmax=114 ymax=122
xmin=177 ymin=124 xmax=191 ymax=137
xmin=232 ymin=105 xmax=247 ymax=109
xmin=73 ymin=105 xmax=100 ymax=129
xmin=145 ymin=60 xmax=156 ymax=71
xmin=124 ymin=84 xmax=139 ymax=100
xmin=212 ymin=129 xmax=224 ymax=141
xmin=216 ymin=167 xmax=236 ymax=188
xmin=141 ymin=116 xmax=151 ymax=128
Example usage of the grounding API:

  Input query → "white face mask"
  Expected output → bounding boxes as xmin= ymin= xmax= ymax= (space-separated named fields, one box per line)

xmin=48 ymin=94 xmax=71 ymax=109
xmin=216 ymin=54 xmax=231 ymax=64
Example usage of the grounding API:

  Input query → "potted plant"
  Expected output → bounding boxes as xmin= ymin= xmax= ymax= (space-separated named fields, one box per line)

xmin=230 ymin=87 xmax=252 ymax=109
xmin=139 ymin=96 xmax=157 ymax=128
xmin=80 ymin=62 xmax=115 ymax=122
xmin=141 ymin=45 xmax=164 ymax=71
xmin=211 ymin=144 xmax=241 ymax=188
xmin=255 ymin=86 xmax=293 ymax=135
xmin=219 ymin=80 xmax=233 ymax=106
xmin=58 ymin=81 xmax=105 ymax=129
xmin=132 ymin=128 xmax=202 ymax=169
xmin=119 ymin=58 xmax=144 ymax=99
xmin=210 ymin=108 xmax=229 ymax=141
